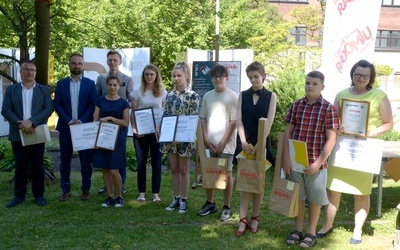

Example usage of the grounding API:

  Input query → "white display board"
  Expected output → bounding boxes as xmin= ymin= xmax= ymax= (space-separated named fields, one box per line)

xmin=83 ymin=47 xmax=150 ymax=90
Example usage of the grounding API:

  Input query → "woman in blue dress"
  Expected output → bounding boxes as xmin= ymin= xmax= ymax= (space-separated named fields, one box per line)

xmin=93 ymin=75 xmax=129 ymax=208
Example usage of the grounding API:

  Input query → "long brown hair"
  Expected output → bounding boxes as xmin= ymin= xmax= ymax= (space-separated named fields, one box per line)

xmin=140 ymin=64 xmax=164 ymax=97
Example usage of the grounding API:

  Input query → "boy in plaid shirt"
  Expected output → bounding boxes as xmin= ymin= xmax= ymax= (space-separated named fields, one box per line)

xmin=283 ymin=71 xmax=339 ymax=248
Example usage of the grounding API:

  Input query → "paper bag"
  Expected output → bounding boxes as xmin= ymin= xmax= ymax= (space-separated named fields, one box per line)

xmin=268 ymin=132 xmax=299 ymax=217
xmin=201 ymin=157 xmax=228 ymax=189
xmin=268 ymin=176 xmax=299 ymax=217
xmin=384 ymin=158 xmax=400 ymax=182
xmin=236 ymin=158 xmax=265 ymax=194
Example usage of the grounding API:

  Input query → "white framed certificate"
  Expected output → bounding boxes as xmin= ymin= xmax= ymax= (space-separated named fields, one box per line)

xmin=133 ymin=108 xmax=156 ymax=135
xmin=158 ymin=116 xmax=178 ymax=143
xmin=330 ymin=134 xmax=384 ymax=174
xmin=175 ymin=115 xmax=199 ymax=142
xmin=70 ymin=121 xmax=100 ymax=151
xmin=341 ymin=98 xmax=370 ymax=137
xmin=95 ymin=122 xmax=120 ymax=151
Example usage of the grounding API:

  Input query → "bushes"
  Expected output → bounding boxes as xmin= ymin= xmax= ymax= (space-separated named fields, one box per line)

xmin=267 ymin=68 xmax=306 ymax=142
xmin=0 ymin=138 xmax=53 ymax=171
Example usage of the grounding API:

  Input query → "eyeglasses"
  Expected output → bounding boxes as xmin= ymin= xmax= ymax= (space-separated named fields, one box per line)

xmin=21 ymin=68 xmax=36 ymax=72
xmin=212 ymin=75 xmax=227 ymax=80
xmin=353 ymin=73 xmax=370 ymax=80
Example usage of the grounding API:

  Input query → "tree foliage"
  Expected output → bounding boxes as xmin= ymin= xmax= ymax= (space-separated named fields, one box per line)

xmin=1 ymin=0 xmax=290 ymax=89
xmin=290 ymin=6 xmax=324 ymax=44
xmin=264 ymin=52 xmax=308 ymax=141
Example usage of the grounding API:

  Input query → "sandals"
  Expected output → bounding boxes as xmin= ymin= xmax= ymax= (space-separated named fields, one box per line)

xmin=286 ymin=230 xmax=304 ymax=245
xmin=152 ymin=194 xmax=161 ymax=202
xmin=249 ymin=215 xmax=259 ymax=234
xmin=235 ymin=217 xmax=248 ymax=237
xmin=137 ymin=193 xmax=146 ymax=202
xmin=299 ymin=233 xmax=317 ymax=248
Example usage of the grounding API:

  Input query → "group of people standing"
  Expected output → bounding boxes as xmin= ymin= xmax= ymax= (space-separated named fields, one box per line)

xmin=1 ymin=53 xmax=393 ymax=248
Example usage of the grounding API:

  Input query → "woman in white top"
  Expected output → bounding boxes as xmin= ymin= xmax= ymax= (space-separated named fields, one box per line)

xmin=131 ymin=64 xmax=167 ymax=202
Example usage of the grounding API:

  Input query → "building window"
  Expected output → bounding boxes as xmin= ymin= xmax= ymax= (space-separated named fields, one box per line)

xmin=375 ymin=30 xmax=400 ymax=50
xmin=382 ymin=0 xmax=400 ymax=6
xmin=289 ymin=27 xmax=307 ymax=45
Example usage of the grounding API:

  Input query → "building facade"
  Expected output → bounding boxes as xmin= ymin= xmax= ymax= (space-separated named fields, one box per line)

xmin=269 ymin=0 xmax=400 ymax=91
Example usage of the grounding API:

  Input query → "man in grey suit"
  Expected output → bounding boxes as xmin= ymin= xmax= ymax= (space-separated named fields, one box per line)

xmin=1 ymin=61 xmax=53 ymax=208
xmin=96 ymin=50 xmax=133 ymax=194
xmin=96 ymin=50 xmax=134 ymax=104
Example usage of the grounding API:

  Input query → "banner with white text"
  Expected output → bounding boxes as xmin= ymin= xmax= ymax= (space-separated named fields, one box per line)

xmin=320 ymin=1 xmax=382 ymax=103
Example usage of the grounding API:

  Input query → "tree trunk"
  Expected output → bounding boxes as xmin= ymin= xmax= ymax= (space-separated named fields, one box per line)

xmin=35 ymin=0 xmax=51 ymax=86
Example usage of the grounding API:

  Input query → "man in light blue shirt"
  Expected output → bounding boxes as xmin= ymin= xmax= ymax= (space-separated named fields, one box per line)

xmin=54 ymin=54 xmax=97 ymax=202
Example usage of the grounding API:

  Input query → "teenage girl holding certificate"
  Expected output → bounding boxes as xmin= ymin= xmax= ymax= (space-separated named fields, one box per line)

xmin=93 ymin=75 xmax=129 ymax=208
xmin=163 ymin=62 xmax=200 ymax=214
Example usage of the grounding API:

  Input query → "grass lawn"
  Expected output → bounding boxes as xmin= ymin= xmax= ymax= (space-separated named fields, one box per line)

xmin=1 ymin=166 xmax=400 ymax=249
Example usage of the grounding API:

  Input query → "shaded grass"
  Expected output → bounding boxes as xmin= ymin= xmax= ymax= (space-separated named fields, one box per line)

xmin=1 ymin=167 xmax=400 ymax=249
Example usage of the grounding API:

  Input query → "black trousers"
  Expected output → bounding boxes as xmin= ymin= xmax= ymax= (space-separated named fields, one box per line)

xmin=12 ymin=141 xmax=45 ymax=199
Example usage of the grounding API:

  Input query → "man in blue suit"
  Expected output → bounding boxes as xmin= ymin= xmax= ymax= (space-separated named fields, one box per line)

xmin=1 ymin=61 xmax=53 ymax=208
xmin=54 ymin=54 xmax=97 ymax=201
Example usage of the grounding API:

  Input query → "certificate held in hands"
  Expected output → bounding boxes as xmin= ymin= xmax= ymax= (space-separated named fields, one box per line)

xmin=95 ymin=122 xmax=120 ymax=151
xmin=288 ymin=139 xmax=309 ymax=173
xmin=158 ymin=116 xmax=178 ymax=143
xmin=133 ymin=108 xmax=156 ymax=136
xmin=341 ymin=98 xmax=370 ymax=137
xmin=158 ymin=115 xmax=199 ymax=143
xmin=175 ymin=115 xmax=199 ymax=142
xmin=70 ymin=121 xmax=100 ymax=151
xmin=19 ymin=124 xmax=51 ymax=146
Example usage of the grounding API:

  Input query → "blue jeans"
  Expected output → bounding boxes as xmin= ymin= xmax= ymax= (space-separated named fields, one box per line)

xmin=59 ymin=131 xmax=92 ymax=193
xmin=134 ymin=134 xmax=162 ymax=193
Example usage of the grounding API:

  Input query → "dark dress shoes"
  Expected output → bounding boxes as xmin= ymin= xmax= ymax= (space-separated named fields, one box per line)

xmin=81 ymin=191 xmax=90 ymax=200
xmin=59 ymin=192 xmax=70 ymax=201
xmin=35 ymin=196 xmax=47 ymax=206
xmin=316 ymin=227 xmax=334 ymax=238
xmin=6 ymin=197 xmax=26 ymax=208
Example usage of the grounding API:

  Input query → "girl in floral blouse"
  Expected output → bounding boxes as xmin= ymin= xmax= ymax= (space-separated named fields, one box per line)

xmin=163 ymin=61 xmax=200 ymax=214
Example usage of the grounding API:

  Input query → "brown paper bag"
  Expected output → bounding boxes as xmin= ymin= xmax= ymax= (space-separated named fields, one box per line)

xmin=267 ymin=132 xmax=299 ymax=217
xmin=268 ymin=176 xmax=299 ymax=217
xmin=384 ymin=158 xmax=400 ymax=182
xmin=201 ymin=157 xmax=228 ymax=189
xmin=236 ymin=158 xmax=265 ymax=194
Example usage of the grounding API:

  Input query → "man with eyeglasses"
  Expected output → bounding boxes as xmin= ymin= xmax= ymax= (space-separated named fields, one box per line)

xmin=96 ymin=50 xmax=133 ymax=194
xmin=1 ymin=61 xmax=53 ymax=208
xmin=197 ymin=64 xmax=238 ymax=221
xmin=54 ymin=54 xmax=97 ymax=202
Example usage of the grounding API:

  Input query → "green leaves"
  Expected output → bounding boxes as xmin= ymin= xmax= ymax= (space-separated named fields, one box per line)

xmin=1 ymin=0 xmax=291 ymax=90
